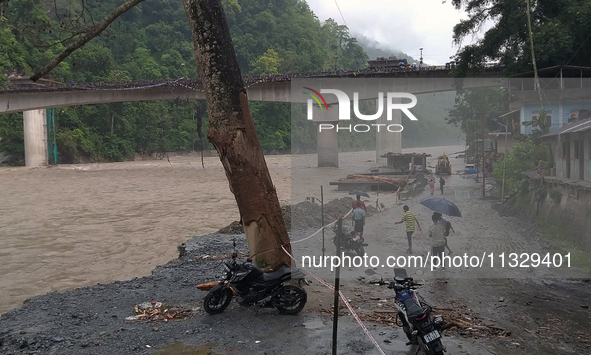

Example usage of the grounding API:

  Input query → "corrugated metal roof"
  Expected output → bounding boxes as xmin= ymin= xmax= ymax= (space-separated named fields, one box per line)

xmin=540 ymin=119 xmax=591 ymax=138
xmin=569 ymin=120 xmax=591 ymax=133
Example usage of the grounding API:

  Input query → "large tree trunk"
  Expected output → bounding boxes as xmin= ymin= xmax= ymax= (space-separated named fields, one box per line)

xmin=182 ymin=0 xmax=292 ymax=270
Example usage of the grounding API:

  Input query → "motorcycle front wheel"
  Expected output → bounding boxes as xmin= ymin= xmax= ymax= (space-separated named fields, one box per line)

xmin=203 ymin=287 xmax=233 ymax=314
xmin=275 ymin=285 xmax=307 ymax=315
xmin=354 ymin=244 xmax=365 ymax=257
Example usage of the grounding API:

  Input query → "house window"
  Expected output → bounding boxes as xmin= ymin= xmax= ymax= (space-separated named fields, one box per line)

xmin=531 ymin=110 xmax=552 ymax=129
xmin=574 ymin=140 xmax=579 ymax=159
xmin=562 ymin=142 xmax=568 ymax=159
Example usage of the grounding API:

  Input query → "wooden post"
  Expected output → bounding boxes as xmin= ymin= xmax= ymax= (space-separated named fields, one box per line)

xmin=332 ymin=217 xmax=343 ymax=355
xmin=321 ymin=185 xmax=325 ymax=259
xmin=481 ymin=102 xmax=486 ymax=197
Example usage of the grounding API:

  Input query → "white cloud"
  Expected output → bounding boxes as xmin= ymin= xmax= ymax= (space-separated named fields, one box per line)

xmin=305 ymin=0 xmax=491 ymax=65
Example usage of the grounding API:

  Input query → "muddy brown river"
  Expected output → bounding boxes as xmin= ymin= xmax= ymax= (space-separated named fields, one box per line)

xmin=0 ymin=147 xmax=462 ymax=316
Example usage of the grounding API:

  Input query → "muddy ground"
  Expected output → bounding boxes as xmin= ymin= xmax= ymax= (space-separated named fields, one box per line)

xmin=1 ymin=150 xmax=590 ymax=355
xmin=1 ymin=193 xmax=590 ymax=354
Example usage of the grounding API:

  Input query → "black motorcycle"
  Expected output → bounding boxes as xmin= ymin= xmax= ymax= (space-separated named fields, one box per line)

xmin=332 ymin=224 xmax=365 ymax=257
xmin=199 ymin=240 xmax=308 ymax=315
xmin=367 ymin=268 xmax=446 ymax=354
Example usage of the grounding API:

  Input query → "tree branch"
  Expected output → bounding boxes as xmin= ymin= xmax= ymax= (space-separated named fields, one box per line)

xmin=30 ymin=0 xmax=147 ymax=82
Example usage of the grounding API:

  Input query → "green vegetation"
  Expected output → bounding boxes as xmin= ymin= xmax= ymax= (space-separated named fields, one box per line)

xmin=536 ymin=219 xmax=591 ymax=274
xmin=492 ymin=137 xmax=549 ymax=194
xmin=548 ymin=189 xmax=562 ymax=204
xmin=0 ymin=0 xmax=461 ymax=164
xmin=449 ymin=0 xmax=591 ymax=75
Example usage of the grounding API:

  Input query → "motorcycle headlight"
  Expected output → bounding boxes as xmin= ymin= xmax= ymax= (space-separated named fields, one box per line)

xmin=222 ymin=271 xmax=228 ymax=278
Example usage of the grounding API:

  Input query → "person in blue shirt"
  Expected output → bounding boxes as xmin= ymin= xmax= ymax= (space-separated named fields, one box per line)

xmin=352 ymin=202 xmax=366 ymax=239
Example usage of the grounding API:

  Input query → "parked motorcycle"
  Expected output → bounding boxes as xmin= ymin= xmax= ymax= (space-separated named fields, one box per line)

xmin=332 ymin=224 xmax=365 ymax=257
xmin=366 ymin=268 xmax=446 ymax=354
xmin=197 ymin=239 xmax=308 ymax=315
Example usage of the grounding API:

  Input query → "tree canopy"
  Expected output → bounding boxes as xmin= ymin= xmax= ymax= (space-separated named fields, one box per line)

xmin=449 ymin=0 xmax=591 ymax=75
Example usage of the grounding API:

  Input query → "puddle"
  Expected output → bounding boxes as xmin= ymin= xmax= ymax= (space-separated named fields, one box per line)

xmin=151 ymin=342 xmax=221 ymax=355
xmin=303 ymin=318 xmax=325 ymax=329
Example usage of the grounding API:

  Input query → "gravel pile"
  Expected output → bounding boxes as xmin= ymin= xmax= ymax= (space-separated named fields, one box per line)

xmin=217 ymin=197 xmax=378 ymax=234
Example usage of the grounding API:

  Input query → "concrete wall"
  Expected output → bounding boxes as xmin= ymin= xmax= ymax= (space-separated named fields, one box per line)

xmin=513 ymin=178 xmax=591 ymax=251
xmin=23 ymin=109 xmax=47 ymax=167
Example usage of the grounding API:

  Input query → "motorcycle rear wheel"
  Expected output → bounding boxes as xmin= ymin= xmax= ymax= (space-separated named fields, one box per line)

xmin=275 ymin=285 xmax=307 ymax=315
xmin=203 ymin=287 xmax=233 ymax=314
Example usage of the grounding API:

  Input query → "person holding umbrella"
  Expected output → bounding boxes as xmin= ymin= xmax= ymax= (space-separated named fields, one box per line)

xmin=420 ymin=196 xmax=462 ymax=256
xmin=352 ymin=203 xmax=366 ymax=240
xmin=429 ymin=213 xmax=447 ymax=269
xmin=433 ymin=212 xmax=454 ymax=254
xmin=395 ymin=205 xmax=422 ymax=254
xmin=352 ymin=194 xmax=367 ymax=211
xmin=349 ymin=190 xmax=369 ymax=211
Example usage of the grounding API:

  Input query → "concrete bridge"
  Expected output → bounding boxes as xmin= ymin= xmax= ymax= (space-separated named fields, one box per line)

xmin=0 ymin=68 xmax=506 ymax=167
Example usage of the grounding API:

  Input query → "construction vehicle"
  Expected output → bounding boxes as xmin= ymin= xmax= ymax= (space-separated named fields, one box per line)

xmin=435 ymin=153 xmax=452 ymax=175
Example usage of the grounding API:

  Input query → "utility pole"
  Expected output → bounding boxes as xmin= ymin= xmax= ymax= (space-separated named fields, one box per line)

xmin=332 ymin=217 xmax=343 ymax=355
xmin=525 ymin=0 xmax=544 ymax=110
xmin=501 ymin=115 xmax=509 ymax=203
xmin=419 ymin=47 xmax=423 ymax=68
xmin=481 ymin=102 xmax=486 ymax=197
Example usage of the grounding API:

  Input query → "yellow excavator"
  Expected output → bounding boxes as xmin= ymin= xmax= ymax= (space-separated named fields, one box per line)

xmin=436 ymin=153 xmax=452 ymax=175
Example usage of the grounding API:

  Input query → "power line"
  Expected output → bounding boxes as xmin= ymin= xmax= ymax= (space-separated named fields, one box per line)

xmin=333 ymin=0 xmax=348 ymax=28
xmin=562 ymin=32 xmax=591 ymax=68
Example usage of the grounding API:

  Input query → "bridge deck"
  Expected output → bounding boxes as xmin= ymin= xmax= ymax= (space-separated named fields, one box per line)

xmin=1 ymin=67 xmax=504 ymax=94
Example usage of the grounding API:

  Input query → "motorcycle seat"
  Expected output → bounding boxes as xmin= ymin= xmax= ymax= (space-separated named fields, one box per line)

xmin=262 ymin=267 xmax=292 ymax=282
xmin=404 ymin=299 xmax=425 ymax=318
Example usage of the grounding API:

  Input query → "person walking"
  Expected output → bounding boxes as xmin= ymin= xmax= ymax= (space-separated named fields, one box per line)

xmin=352 ymin=195 xmax=367 ymax=211
xmin=433 ymin=212 xmax=455 ymax=254
xmin=429 ymin=214 xmax=447 ymax=269
xmin=427 ymin=177 xmax=435 ymax=195
xmin=352 ymin=204 xmax=366 ymax=240
xmin=439 ymin=177 xmax=445 ymax=194
xmin=395 ymin=205 xmax=422 ymax=254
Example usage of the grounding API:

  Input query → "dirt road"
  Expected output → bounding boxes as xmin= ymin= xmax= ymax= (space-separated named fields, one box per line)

xmin=2 ymin=147 xmax=590 ymax=355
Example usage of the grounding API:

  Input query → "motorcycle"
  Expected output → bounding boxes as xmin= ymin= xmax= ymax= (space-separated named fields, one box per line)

xmin=197 ymin=239 xmax=308 ymax=315
xmin=332 ymin=224 xmax=366 ymax=257
xmin=366 ymin=268 xmax=446 ymax=354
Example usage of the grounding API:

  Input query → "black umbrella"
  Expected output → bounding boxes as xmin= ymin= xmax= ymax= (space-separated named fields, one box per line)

xmin=420 ymin=197 xmax=462 ymax=217
xmin=349 ymin=190 xmax=370 ymax=198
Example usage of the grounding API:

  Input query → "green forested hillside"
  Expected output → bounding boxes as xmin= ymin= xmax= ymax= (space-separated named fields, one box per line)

xmin=0 ymin=0 xmax=460 ymax=164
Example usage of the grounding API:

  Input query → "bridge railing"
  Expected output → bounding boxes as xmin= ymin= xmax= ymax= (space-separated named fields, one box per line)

xmin=1 ymin=64 xmax=505 ymax=93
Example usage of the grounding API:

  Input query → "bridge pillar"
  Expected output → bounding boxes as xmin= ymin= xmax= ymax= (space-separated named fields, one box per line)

xmin=376 ymin=97 xmax=402 ymax=165
xmin=314 ymin=104 xmax=340 ymax=167
xmin=23 ymin=109 xmax=48 ymax=167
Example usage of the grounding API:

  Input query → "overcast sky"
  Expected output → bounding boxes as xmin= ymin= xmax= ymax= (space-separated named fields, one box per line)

xmin=305 ymin=0 xmax=491 ymax=65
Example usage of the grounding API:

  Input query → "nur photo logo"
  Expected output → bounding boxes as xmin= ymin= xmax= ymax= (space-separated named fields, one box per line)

xmin=303 ymin=88 xmax=419 ymax=133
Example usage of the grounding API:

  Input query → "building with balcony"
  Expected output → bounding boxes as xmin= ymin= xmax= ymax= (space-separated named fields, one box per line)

xmin=508 ymin=66 xmax=591 ymax=182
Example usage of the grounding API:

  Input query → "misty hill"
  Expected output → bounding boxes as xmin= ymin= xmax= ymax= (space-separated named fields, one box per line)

xmin=403 ymin=91 xmax=464 ymax=148
xmin=354 ymin=33 xmax=420 ymax=64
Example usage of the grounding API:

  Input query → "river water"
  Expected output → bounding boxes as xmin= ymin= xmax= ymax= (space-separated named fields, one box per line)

xmin=0 ymin=146 xmax=464 ymax=316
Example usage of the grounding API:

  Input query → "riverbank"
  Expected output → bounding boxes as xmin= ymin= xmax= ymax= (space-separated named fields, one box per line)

xmin=0 ymin=147 xmax=455 ymax=316
xmin=3 ymin=154 xmax=591 ymax=354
